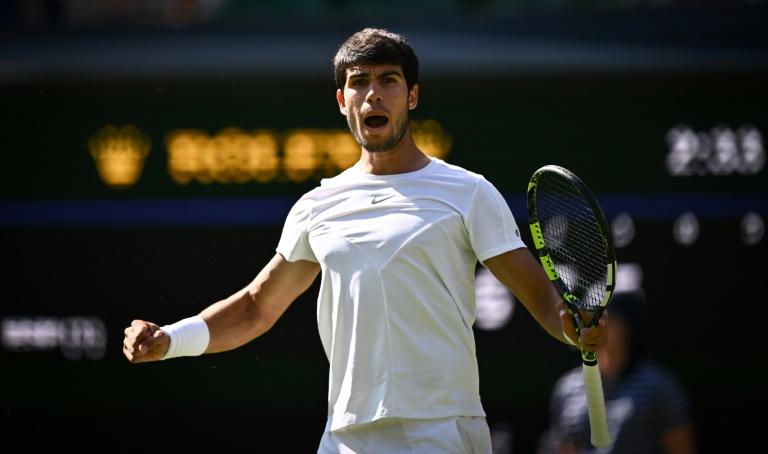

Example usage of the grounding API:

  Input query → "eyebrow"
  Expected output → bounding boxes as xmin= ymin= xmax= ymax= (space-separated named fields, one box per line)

xmin=347 ymin=70 xmax=404 ymax=81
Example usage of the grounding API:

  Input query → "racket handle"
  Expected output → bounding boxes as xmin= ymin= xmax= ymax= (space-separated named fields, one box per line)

xmin=582 ymin=362 xmax=612 ymax=448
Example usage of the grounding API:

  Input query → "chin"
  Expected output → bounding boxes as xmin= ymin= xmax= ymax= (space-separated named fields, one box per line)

xmin=364 ymin=143 xmax=395 ymax=153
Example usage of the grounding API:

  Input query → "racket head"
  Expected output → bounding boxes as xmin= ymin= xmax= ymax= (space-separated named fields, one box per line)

xmin=527 ymin=165 xmax=617 ymax=315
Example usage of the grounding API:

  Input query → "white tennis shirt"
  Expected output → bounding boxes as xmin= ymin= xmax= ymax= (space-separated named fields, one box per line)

xmin=276 ymin=157 xmax=526 ymax=431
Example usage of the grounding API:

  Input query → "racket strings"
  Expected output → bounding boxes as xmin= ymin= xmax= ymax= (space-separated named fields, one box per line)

xmin=536 ymin=175 xmax=608 ymax=310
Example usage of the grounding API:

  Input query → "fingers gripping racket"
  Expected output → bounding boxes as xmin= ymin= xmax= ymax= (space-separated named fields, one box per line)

xmin=527 ymin=164 xmax=616 ymax=448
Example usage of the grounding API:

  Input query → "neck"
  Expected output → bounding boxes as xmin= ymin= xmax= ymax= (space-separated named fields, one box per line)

xmin=358 ymin=133 xmax=431 ymax=175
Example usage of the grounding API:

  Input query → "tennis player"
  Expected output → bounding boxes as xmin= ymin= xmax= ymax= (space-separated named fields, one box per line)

xmin=123 ymin=27 xmax=607 ymax=453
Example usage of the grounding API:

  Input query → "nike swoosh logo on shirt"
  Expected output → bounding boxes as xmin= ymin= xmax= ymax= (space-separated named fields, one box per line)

xmin=371 ymin=194 xmax=396 ymax=204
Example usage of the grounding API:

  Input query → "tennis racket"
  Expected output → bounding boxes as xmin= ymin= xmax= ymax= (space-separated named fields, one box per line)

xmin=527 ymin=164 xmax=616 ymax=448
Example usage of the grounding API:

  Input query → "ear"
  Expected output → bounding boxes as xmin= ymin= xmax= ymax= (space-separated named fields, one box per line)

xmin=408 ymin=84 xmax=419 ymax=110
xmin=336 ymin=89 xmax=347 ymax=116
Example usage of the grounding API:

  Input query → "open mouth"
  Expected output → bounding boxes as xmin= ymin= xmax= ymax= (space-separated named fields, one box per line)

xmin=364 ymin=115 xmax=389 ymax=129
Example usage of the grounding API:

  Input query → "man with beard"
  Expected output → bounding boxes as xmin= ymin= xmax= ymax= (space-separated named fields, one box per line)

xmin=123 ymin=28 xmax=607 ymax=453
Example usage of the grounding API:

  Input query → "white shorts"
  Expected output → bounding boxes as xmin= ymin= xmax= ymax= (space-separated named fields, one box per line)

xmin=317 ymin=416 xmax=492 ymax=454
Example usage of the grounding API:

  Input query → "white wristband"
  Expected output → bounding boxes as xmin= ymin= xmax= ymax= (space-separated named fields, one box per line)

xmin=161 ymin=316 xmax=210 ymax=360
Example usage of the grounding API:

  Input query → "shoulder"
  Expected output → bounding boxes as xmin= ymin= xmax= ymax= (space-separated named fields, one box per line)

xmin=429 ymin=158 xmax=487 ymax=183
xmin=634 ymin=360 xmax=692 ymax=421
xmin=285 ymin=166 xmax=370 ymax=222
xmin=293 ymin=166 xmax=359 ymax=205
xmin=284 ymin=180 xmax=337 ymax=221
xmin=319 ymin=165 xmax=360 ymax=188
xmin=632 ymin=360 xmax=689 ymax=396
xmin=424 ymin=159 xmax=504 ymax=199
xmin=636 ymin=360 xmax=679 ymax=382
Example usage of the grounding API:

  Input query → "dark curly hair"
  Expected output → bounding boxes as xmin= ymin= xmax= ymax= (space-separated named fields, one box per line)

xmin=333 ymin=28 xmax=419 ymax=91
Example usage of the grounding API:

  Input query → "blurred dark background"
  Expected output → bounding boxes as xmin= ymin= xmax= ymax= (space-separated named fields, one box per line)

xmin=1 ymin=1 xmax=766 ymax=452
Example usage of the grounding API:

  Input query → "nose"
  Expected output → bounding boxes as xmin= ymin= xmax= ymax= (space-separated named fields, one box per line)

xmin=366 ymin=82 xmax=383 ymax=103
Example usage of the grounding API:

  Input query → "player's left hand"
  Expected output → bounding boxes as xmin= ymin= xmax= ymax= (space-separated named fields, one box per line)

xmin=557 ymin=302 xmax=608 ymax=352
xmin=578 ymin=314 xmax=607 ymax=352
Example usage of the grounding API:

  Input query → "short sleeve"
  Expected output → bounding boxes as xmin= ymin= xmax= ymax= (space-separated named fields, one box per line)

xmin=467 ymin=177 xmax=526 ymax=262
xmin=276 ymin=196 xmax=318 ymax=263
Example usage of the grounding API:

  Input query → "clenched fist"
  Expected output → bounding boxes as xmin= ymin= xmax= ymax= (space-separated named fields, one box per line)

xmin=123 ymin=319 xmax=170 ymax=363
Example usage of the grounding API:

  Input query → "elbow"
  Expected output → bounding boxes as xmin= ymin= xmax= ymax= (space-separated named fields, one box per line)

xmin=244 ymin=290 xmax=279 ymax=338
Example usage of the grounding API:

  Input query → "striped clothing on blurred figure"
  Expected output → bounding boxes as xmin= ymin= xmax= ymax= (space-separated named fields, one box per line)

xmin=544 ymin=359 xmax=691 ymax=454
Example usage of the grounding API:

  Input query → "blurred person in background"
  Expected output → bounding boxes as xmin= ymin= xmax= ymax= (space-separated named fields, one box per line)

xmin=123 ymin=27 xmax=607 ymax=453
xmin=538 ymin=290 xmax=696 ymax=454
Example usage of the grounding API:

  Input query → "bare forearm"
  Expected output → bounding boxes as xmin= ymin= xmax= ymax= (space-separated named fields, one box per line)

xmin=124 ymin=254 xmax=319 ymax=363
xmin=509 ymin=260 xmax=566 ymax=342
xmin=199 ymin=288 xmax=270 ymax=353
xmin=526 ymin=279 xmax=566 ymax=342
xmin=484 ymin=249 xmax=570 ymax=345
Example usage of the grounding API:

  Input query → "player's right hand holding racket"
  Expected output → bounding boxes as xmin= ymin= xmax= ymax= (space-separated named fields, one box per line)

xmin=527 ymin=164 xmax=617 ymax=448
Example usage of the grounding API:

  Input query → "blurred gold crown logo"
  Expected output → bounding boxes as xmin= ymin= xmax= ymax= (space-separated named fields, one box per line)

xmin=89 ymin=125 xmax=151 ymax=188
